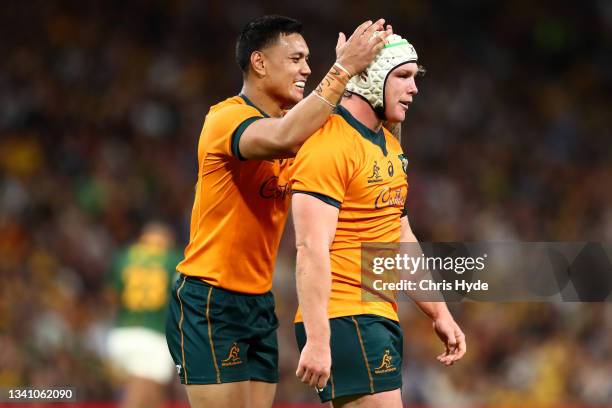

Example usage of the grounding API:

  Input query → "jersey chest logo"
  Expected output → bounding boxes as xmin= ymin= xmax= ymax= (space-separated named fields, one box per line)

xmin=259 ymin=175 xmax=291 ymax=200
xmin=367 ymin=161 xmax=383 ymax=183
xmin=368 ymin=157 xmax=403 ymax=183
xmin=374 ymin=186 xmax=405 ymax=209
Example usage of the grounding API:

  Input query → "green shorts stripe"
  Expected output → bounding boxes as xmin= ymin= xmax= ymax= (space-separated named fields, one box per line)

xmin=166 ymin=275 xmax=279 ymax=384
xmin=205 ymin=285 xmax=221 ymax=384
xmin=352 ymin=316 xmax=375 ymax=394
xmin=176 ymin=277 xmax=188 ymax=383
xmin=295 ymin=314 xmax=403 ymax=403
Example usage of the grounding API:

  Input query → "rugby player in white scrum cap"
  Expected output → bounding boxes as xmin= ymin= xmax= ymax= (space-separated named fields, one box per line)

xmin=290 ymin=34 xmax=466 ymax=407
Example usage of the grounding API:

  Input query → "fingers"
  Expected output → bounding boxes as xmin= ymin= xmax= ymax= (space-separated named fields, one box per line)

xmin=349 ymin=20 xmax=373 ymax=41
xmin=310 ymin=370 xmax=330 ymax=388
xmin=365 ymin=21 xmax=390 ymax=54
xmin=446 ymin=331 xmax=458 ymax=351
xmin=436 ymin=329 xmax=466 ymax=366
xmin=371 ymin=25 xmax=392 ymax=50
xmin=378 ymin=24 xmax=393 ymax=43
xmin=436 ymin=350 xmax=454 ymax=366
xmin=316 ymin=373 xmax=328 ymax=390
xmin=309 ymin=371 xmax=320 ymax=387
xmin=436 ymin=351 xmax=451 ymax=365
xmin=298 ymin=366 xmax=329 ymax=388
xmin=302 ymin=369 xmax=313 ymax=385
xmin=296 ymin=359 xmax=330 ymax=389
xmin=348 ymin=18 xmax=385 ymax=42
xmin=297 ymin=362 xmax=319 ymax=387
xmin=373 ymin=39 xmax=386 ymax=54
xmin=454 ymin=330 xmax=467 ymax=360
xmin=336 ymin=32 xmax=346 ymax=50
xmin=362 ymin=18 xmax=385 ymax=38
xmin=336 ymin=18 xmax=391 ymax=74
xmin=296 ymin=363 xmax=305 ymax=379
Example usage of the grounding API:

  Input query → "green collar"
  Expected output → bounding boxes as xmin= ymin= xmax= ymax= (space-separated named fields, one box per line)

xmin=336 ymin=105 xmax=387 ymax=156
xmin=239 ymin=94 xmax=270 ymax=118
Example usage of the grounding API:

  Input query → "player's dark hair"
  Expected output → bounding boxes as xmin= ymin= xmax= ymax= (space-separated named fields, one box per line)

xmin=235 ymin=15 xmax=303 ymax=74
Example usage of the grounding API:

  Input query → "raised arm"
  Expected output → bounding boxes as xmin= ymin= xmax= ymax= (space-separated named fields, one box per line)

xmin=293 ymin=193 xmax=339 ymax=389
xmin=239 ymin=20 xmax=392 ymax=159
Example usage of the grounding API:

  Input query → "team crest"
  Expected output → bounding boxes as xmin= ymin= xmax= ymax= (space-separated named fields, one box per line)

xmin=398 ymin=154 xmax=408 ymax=174
xmin=221 ymin=343 xmax=242 ymax=367
xmin=374 ymin=349 xmax=397 ymax=374
xmin=367 ymin=161 xmax=383 ymax=183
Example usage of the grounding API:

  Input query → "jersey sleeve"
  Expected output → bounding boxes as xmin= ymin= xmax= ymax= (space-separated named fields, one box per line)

xmin=290 ymin=121 xmax=354 ymax=209
xmin=201 ymin=104 xmax=263 ymax=159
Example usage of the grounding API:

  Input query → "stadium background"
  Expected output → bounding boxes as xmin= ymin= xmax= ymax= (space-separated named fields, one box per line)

xmin=1 ymin=0 xmax=611 ymax=406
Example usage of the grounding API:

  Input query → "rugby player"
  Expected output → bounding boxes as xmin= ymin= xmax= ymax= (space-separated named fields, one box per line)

xmin=165 ymin=15 xmax=392 ymax=408
xmin=291 ymin=34 xmax=466 ymax=407
xmin=107 ymin=222 xmax=181 ymax=408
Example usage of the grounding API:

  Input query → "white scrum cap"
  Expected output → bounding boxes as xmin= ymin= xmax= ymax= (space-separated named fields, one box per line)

xmin=346 ymin=34 xmax=418 ymax=116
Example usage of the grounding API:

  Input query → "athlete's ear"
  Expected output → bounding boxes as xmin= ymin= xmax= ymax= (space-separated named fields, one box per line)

xmin=250 ymin=51 xmax=266 ymax=77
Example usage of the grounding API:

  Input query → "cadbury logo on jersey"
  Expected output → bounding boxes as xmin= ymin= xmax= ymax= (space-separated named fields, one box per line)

xmin=374 ymin=187 xmax=406 ymax=209
xmin=259 ymin=176 xmax=291 ymax=200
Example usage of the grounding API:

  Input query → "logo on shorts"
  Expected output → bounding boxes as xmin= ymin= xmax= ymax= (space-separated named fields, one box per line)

xmin=368 ymin=161 xmax=383 ymax=183
xmin=176 ymin=364 xmax=182 ymax=374
xmin=374 ymin=349 xmax=397 ymax=374
xmin=221 ymin=343 xmax=242 ymax=367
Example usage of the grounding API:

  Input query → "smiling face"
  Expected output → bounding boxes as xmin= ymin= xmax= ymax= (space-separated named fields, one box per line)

xmin=383 ymin=62 xmax=419 ymax=123
xmin=258 ymin=33 xmax=311 ymax=109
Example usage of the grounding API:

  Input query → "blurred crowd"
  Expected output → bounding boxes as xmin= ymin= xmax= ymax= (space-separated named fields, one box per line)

xmin=1 ymin=0 xmax=611 ymax=406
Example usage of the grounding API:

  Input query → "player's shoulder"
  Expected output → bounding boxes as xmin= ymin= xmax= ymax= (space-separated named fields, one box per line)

xmin=300 ymin=113 xmax=355 ymax=152
xmin=207 ymin=95 xmax=262 ymax=121
xmin=297 ymin=114 xmax=353 ymax=158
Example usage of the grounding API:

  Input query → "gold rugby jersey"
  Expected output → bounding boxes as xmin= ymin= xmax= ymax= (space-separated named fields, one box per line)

xmin=291 ymin=105 xmax=409 ymax=322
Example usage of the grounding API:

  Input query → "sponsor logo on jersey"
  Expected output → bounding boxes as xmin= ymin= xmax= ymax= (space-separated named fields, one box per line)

xmin=374 ymin=187 xmax=406 ymax=209
xmin=387 ymin=160 xmax=394 ymax=177
xmin=259 ymin=176 xmax=291 ymax=199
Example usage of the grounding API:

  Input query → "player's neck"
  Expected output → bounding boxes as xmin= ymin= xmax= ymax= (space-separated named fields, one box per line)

xmin=240 ymin=84 xmax=284 ymax=118
xmin=340 ymin=96 xmax=382 ymax=132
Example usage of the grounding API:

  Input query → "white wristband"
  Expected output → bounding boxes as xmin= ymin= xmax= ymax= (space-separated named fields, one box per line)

xmin=312 ymin=92 xmax=336 ymax=109
xmin=334 ymin=62 xmax=353 ymax=77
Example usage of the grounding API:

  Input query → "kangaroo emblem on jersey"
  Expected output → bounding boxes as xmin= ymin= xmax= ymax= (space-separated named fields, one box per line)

xmin=367 ymin=161 xmax=383 ymax=183
xmin=222 ymin=343 xmax=242 ymax=367
xmin=398 ymin=154 xmax=408 ymax=174
xmin=374 ymin=349 xmax=397 ymax=374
